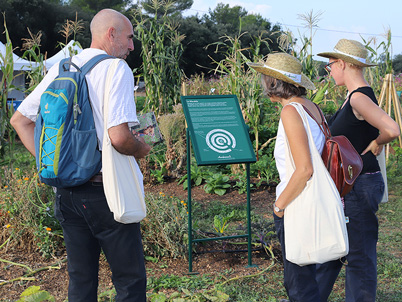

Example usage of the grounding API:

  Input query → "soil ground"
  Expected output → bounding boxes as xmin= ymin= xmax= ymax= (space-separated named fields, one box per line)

xmin=0 ymin=179 xmax=278 ymax=301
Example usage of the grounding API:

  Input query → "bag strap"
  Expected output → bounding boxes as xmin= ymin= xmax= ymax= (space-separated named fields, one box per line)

xmin=81 ymin=54 xmax=114 ymax=75
xmin=59 ymin=54 xmax=114 ymax=75
xmin=288 ymin=102 xmax=321 ymax=157
xmin=302 ymin=103 xmax=332 ymax=139
xmin=103 ymin=59 xmax=122 ymax=136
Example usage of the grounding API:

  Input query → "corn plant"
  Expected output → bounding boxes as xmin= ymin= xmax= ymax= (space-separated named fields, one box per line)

xmin=208 ymin=32 xmax=272 ymax=163
xmin=19 ymin=29 xmax=46 ymax=94
xmin=0 ymin=16 xmax=17 ymax=169
xmin=132 ymin=0 xmax=184 ymax=116
xmin=58 ymin=12 xmax=84 ymax=52
xmin=296 ymin=10 xmax=323 ymax=81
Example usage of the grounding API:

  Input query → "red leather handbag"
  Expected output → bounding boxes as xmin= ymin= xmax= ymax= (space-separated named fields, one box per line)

xmin=303 ymin=104 xmax=363 ymax=197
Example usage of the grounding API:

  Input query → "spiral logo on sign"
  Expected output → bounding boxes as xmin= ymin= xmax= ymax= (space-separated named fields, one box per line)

xmin=206 ymin=129 xmax=236 ymax=153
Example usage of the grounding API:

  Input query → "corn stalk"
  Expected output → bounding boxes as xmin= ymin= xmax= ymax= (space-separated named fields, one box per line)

xmin=208 ymin=31 xmax=269 ymax=163
xmin=0 ymin=15 xmax=17 ymax=167
xmin=132 ymin=0 xmax=184 ymax=116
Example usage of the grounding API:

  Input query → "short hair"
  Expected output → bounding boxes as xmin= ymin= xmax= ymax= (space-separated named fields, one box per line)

xmin=261 ymin=74 xmax=307 ymax=99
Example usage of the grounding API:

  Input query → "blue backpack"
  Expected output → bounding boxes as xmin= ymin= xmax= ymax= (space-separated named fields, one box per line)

xmin=34 ymin=54 xmax=112 ymax=188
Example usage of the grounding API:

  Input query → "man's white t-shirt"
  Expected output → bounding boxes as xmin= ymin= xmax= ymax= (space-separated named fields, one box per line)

xmin=18 ymin=48 xmax=139 ymax=150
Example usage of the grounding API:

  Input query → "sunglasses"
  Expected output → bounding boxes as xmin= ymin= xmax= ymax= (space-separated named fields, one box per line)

xmin=325 ymin=60 xmax=338 ymax=72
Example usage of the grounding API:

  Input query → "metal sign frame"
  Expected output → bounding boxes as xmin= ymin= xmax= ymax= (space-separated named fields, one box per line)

xmin=181 ymin=95 xmax=257 ymax=273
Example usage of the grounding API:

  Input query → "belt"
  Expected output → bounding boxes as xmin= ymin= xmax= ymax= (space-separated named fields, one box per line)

xmin=89 ymin=173 xmax=103 ymax=183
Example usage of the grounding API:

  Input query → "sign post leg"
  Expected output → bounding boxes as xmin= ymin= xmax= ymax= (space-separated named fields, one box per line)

xmin=187 ymin=128 xmax=193 ymax=273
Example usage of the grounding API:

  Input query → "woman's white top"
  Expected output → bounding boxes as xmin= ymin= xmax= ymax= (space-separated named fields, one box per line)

xmin=274 ymin=106 xmax=325 ymax=199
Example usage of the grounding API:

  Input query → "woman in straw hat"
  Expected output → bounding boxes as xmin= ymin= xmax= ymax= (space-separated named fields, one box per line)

xmin=316 ymin=39 xmax=400 ymax=302
xmin=248 ymin=52 xmax=326 ymax=301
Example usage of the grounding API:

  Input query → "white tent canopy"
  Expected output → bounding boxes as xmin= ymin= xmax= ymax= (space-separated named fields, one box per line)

xmin=44 ymin=40 xmax=82 ymax=69
xmin=0 ymin=40 xmax=82 ymax=71
xmin=0 ymin=41 xmax=37 ymax=71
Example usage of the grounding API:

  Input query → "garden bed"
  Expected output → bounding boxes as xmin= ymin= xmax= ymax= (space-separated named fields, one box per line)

xmin=0 ymin=179 xmax=280 ymax=301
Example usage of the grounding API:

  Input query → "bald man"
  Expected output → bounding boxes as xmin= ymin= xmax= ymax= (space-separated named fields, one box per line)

xmin=11 ymin=9 xmax=150 ymax=301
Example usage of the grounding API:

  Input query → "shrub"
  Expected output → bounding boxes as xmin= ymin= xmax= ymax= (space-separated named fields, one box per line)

xmin=0 ymin=167 xmax=61 ymax=257
xmin=141 ymin=193 xmax=188 ymax=259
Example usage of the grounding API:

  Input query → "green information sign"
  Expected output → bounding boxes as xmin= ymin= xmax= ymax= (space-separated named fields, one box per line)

xmin=181 ymin=95 xmax=256 ymax=165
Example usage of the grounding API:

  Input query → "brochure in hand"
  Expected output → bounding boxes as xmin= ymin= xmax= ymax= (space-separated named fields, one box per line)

xmin=130 ymin=112 xmax=163 ymax=145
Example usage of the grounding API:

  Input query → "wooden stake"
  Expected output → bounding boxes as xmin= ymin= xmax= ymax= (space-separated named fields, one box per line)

xmin=378 ymin=73 xmax=402 ymax=160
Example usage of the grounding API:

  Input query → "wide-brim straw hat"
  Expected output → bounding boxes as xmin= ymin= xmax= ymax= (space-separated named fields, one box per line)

xmin=247 ymin=52 xmax=316 ymax=90
xmin=317 ymin=39 xmax=376 ymax=67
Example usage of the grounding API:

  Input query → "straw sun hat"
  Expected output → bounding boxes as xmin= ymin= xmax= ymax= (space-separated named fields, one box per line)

xmin=247 ymin=52 xmax=315 ymax=90
xmin=317 ymin=39 xmax=376 ymax=67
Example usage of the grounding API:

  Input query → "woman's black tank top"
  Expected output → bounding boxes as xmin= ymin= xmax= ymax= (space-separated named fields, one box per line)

xmin=328 ymin=86 xmax=380 ymax=173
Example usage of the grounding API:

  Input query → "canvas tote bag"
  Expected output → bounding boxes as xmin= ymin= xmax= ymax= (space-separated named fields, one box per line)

xmin=102 ymin=59 xmax=146 ymax=223
xmin=283 ymin=103 xmax=348 ymax=266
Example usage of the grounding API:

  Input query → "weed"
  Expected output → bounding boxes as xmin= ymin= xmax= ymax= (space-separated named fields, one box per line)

xmin=141 ymin=193 xmax=188 ymax=259
xmin=15 ymin=285 xmax=55 ymax=302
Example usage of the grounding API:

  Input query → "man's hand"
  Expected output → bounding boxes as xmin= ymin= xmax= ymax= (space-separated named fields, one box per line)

xmin=108 ymin=123 xmax=151 ymax=158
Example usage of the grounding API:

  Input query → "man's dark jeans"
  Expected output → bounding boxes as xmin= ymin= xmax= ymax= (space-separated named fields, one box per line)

xmin=55 ymin=181 xmax=147 ymax=302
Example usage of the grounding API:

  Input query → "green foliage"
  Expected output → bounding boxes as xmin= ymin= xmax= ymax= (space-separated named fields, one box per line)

xmin=141 ymin=193 xmax=188 ymax=258
xmin=251 ymin=152 xmax=279 ymax=186
xmin=150 ymin=167 xmax=168 ymax=184
xmin=149 ymin=150 xmax=168 ymax=184
xmin=234 ymin=171 xmax=254 ymax=194
xmin=132 ymin=1 xmax=184 ymax=116
xmin=393 ymin=54 xmax=402 ymax=74
xmin=0 ymin=0 xmax=92 ymax=59
xmin=16 ymin=285 xmax=55 ymax=302
xmin=203 ymin=173 xmax=231 ymax=196
xmin=213 ymin=210 xmax=234 ymax=234
xmin=148 ymin=274 xmax=214 ymax=292
xmin=69 ymin=0 xmax=131 ymax=14
xmin=0 ymin=17 xmax=17 ymax=167
xmin=158 ymin=104 xmax=187 ymax=178
xmin=0 ymin=166 xmax=62 ymax=258
xmin=178 ymin=161 xmax=209 ymax=190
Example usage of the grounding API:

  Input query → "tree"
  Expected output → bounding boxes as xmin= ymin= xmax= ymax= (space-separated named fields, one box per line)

xmin=0 ymin=0 xmax=92 ymax=58
xmin=206 ymin=3 xmax=247 ymax=35
xmin=68 ymin=0 xmax=131 ymax=14
xmin=141 ymin=0 xmax=193 ymax=17
xmin=174 ymin=3 xmax=284 ymax=76
xmin=393 ymin=54 xmax=402 ymax=74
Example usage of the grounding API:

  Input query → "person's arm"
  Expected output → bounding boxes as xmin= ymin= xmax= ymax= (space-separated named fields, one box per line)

xmin=10 ymin=111 xmax=36 ymax=156
xmin=108 ymin=123 xmax=151 ymax=159
xmin=274 ymin=105 xmax=314 ymax=217
xmin=350 ymin=93 xmax=400 ymax=155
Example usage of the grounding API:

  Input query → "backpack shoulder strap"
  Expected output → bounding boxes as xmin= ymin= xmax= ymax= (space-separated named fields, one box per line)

xmin=80 ymin=54 xmax=115 ymax=75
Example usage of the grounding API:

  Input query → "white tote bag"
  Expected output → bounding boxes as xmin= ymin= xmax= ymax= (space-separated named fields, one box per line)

xmin=102 ymin=59 xmax=146 ymax=224
xmin=283 ymin=103 xmax=349 ymax=266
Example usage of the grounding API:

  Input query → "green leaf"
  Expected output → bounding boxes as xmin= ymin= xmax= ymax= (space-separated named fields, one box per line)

xmin=149 ymin=293 xmax=167 ymax=302
xmin=215 ymin=188 xmax=226 ymax=196
xmin=195 ymin=177 xmax=203 ymax=186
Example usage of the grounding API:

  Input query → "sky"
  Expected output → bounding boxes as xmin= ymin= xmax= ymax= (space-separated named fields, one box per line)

xmin=182 ymin=0 xmax=402 ymax=62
